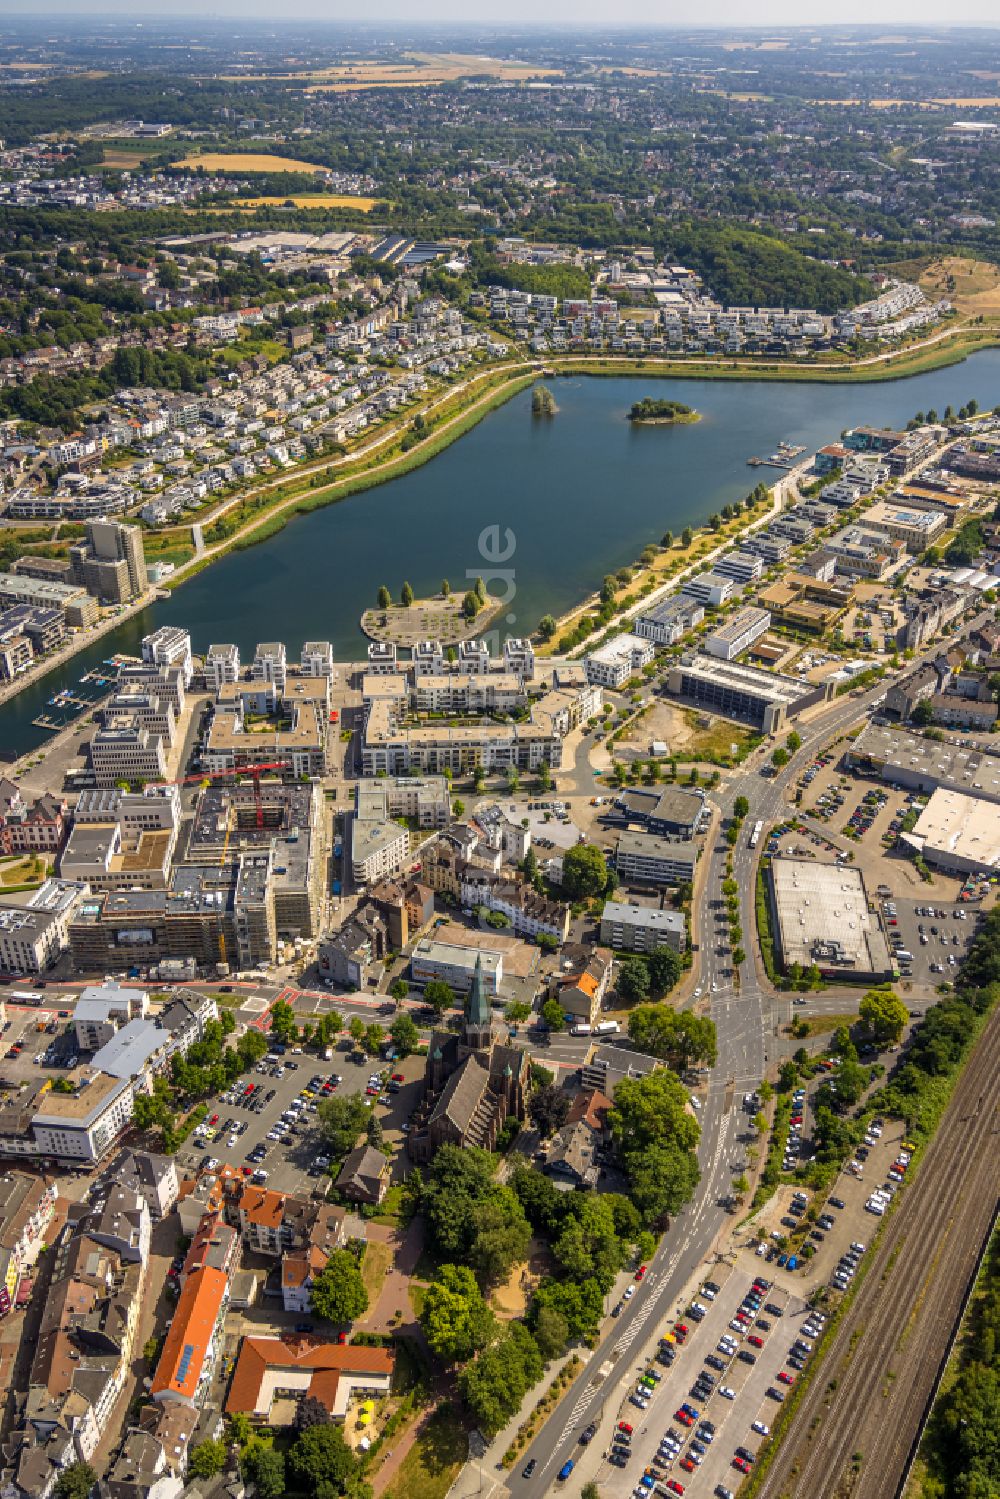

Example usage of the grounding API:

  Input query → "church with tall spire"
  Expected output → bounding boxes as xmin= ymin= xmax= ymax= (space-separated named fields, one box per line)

xmin=406 ymin=952 xmax=530 ymax=1163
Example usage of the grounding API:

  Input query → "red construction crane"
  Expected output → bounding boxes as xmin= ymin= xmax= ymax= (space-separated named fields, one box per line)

xmin=151 ymin=760 xmax=291 ymax=829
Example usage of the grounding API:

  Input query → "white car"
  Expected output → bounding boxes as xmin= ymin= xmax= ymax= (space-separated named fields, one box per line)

xmin=752 ymin=1421 xmax=770 ymax=1437
xmin=720 ymin=1387 xmax=736 ymax=1400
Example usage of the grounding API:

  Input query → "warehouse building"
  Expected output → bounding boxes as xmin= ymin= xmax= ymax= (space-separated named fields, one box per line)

xmin=846 ymin=721 xmax=1000 ymax=805
xmin=901 ymin=787 xmax=1000 ymax=876
xmin=768 ymin=858 xmax=893 ymax=983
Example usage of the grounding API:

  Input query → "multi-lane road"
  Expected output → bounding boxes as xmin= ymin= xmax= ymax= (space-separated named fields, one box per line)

xmin=505 ymin=615 xmax=992 ymax=1499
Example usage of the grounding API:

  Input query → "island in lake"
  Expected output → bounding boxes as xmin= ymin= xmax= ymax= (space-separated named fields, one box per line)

xmin=532 ymin=384 xmax=558 ymax=417
xmin=627 ymin=397 xmax=700 ymax=425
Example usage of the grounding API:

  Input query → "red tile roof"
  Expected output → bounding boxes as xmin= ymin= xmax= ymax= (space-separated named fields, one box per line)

xmin=151 ymin=1265 xmax=228 ymax=1405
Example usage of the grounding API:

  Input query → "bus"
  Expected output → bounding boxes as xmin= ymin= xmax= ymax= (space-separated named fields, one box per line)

xmin=749 ymin=820 xmax=764 ymax=849
xmin=7 ymin=990 xmax=44 ymax=1007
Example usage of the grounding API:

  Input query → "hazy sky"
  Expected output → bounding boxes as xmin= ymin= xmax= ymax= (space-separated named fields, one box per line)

xmin=5 ymin=2 xmax=1000 ymax=25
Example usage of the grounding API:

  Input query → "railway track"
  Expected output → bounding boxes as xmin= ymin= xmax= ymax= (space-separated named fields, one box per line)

xmin=757 ymin=1002 xmax=1000 ymax=1499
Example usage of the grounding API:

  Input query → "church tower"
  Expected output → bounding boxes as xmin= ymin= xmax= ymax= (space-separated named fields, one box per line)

xmin=463 ymin=953 xmax=493 ymax=1054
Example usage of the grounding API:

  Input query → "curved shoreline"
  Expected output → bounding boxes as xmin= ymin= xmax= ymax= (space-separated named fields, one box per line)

xmin=4 ymin=325 xmax=999 ymax=711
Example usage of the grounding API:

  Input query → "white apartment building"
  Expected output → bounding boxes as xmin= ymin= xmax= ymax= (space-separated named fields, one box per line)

xmin=205 ymin=643 xmax=240 ymax=693
xmin=703 ymin=606 xmax=772 ymax=662
xmin=141 ymin=627 xmax=193 ymax=687
xmin=584 ymin=632 xmax=655 ymax=689
xmin=681 ymin=572 xmax=737 ymax=608
xmin=0 ymin=879 xmax=89 ymax=975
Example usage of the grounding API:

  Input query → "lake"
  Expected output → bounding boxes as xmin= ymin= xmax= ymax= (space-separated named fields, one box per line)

xmin=4 ymin=351 xmax=1000 ymax=759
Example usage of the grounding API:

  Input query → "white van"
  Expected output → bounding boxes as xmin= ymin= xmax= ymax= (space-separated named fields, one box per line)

xmin=594 ymin=1020 xmax=620 ymax=1035
xmin=570 ymin=1023 xmax=592 ymax=1036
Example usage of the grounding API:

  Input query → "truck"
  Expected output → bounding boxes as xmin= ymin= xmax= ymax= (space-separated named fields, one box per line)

xmin=593 ymin=1019 xmax=620 ymax=1035
xmin=570 ymin=1023 xmax=592 ymax=1037
xmin=332 ymin=880 xmax=342 ymax=896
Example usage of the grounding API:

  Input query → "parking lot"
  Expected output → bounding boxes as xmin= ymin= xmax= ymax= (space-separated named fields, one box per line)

xmin=876 ymin=892 xmax=979 ymax=987
xmin=588 ymin=1264 xmax=811 ymax=1499
xmin=175 ymin=1040 xmax=425 ymax=1195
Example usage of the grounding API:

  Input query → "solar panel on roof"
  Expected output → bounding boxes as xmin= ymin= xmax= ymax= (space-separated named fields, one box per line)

xmin=176 ymin=1343 xmax=195 ymax=1385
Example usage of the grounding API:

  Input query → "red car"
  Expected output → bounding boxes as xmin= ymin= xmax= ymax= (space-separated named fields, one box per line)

xmin=618 ymin=1423 xmax=633 ymax=1435
xmin=365 ymin=1086 xmax=378 ymax=1096
xmin=635 ymin=1264 xmax=648 ymax=1281
xmin=778 ymin=1371 xmax=795 ymax=1385
xmin=241 ymin=1166 xmax=253 ymax=1176
xmin=732 ymin=1458 xmax=750 ymax=1474
xmin=748 ymin=1335 xmax=764 ymax=1349
xmin=675 ymin=1323 xmax=689 ymax=1340
xmin=666 ymin=1482 xmax=685 ymax=1495
xmin=336 ymin=1330 xmax=348 ymax=1344
xmin=209 ymin=1113 xmax=219 ymax=1125
xmin=680 ymin=1459 xmax=695 ymax=1473
xmin=674 ymin=1410 xmax=693 ymax=1426
xmin=392 ymin=1073 xmax=404 ymax=1083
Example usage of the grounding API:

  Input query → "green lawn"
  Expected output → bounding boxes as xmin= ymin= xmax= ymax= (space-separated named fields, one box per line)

xmin=382 ymin=1404 xmax=467 ymax=1499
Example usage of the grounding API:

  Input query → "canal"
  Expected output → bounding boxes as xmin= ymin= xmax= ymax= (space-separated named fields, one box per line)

xmin=3 ymin=352 xmax=1000 ymax=759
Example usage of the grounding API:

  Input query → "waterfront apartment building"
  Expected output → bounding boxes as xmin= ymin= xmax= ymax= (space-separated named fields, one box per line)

xmin=859 ymin=501 xmax=947 ymax=551
xmin=70 ymin=520 xmax=147 ymax=604
xmin=681 ymin=572 xmax=736 ymax=608
xmin=367 ymin=641 xmax=398 ymax=675
xmin=583 ymin=632 xmax=655 ymax=689
xmin=141 ymin=626 xmax=193 ymax=685
xmin=599 ymin=899 xmax=686 ymax=954
xmin=714 ymin=551 xmax=764 ymax=587
xmin=666 ymin=654 xmax=834 ymax=735
xmin=615 ymin=831 xmax=698 ymax=887
xmin=0 ymin=573 xmax=98 ymax=628
xmin=633 ymin=595 xmax=705 ymax=646
xmin=205 ymin=642 xmax=240 ymax=692
xmin=703 ymin=606 xmax=771 ymax=661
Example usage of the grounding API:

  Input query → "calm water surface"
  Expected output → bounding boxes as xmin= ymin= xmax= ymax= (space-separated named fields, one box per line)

xmin=5 ymin=354 xmax=1000 ymax=757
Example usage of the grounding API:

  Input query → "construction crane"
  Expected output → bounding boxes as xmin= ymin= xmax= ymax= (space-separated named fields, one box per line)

xmin=151 ymin=760 xmax=291 ymax=969
xmin=152 ymin=759 xmax=290 ymax=828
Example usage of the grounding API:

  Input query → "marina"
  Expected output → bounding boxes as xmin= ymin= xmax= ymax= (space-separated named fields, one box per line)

xmin=747 ymin=440 xmax=808 ymax=468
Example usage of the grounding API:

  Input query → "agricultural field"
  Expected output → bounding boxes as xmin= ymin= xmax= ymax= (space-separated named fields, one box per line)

xmin=223 ymin=51 xmax=562 ymax=90
xmin=918 ymin=256 xmax=1000 ymax=317
xmin=171 ymin=152 xmax=328 ymax=174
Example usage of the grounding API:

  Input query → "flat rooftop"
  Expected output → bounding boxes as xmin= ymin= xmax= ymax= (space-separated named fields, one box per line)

xmin=769 ymin=858 xmax=892 ymax=976
xmin=850 ymin=721 xmax=1000 ymax=804
xmin=907 ymin=787 xmax=1000 ymax=872
xmin=676 ymin=654 xmax=817 ymax=706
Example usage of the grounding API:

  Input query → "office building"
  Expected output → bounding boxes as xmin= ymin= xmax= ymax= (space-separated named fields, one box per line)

xmin=89 ymin=723 xmax=167 ymax=789
xmin=681 ymin=572 xmax=736 ymax=608
xmin=703 ymin=606 xmax=771 ymax=661
xmin=410 ymin=938 xmax=502 ymax=995
xmin=615 ymin=831 xmax=698 ymax=886
xmin=666 ymin=655 xmax=833 ymax=734
xmin=633 ymin=594 xmax=705 ymax=646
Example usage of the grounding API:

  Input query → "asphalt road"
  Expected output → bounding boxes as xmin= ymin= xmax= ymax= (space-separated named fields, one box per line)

xmin=507 ymin=613 xmax=993 ymax=1499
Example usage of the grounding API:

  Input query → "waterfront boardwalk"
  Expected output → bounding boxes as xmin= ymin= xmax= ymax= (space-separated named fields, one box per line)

xmin=361 ymin=592 xmax=502 ymax=647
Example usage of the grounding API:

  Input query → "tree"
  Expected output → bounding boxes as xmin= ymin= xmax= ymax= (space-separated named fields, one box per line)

xmin=859 ymin=989 xmax=909 ymax=1046
xmin=771 ymin=747 xmax=790 ymax=771
xmin=269 ymin=999 xmax=298 ymax=1045
xmin=911 ymin=700 xmax=934 ymax=727
xmin=401 ymin=580 xmax=414 ymax=606
xmin=363 ymin=1022 xmax=384 ymax=1056
xmin=188 ymin=1441 xmax=226 ymax=1480
xmin=243 ymin=1444 xmax=285 ymax=1499
xmin=289 ymin=1421 xmax=356 ymax=1495
xmin=474 ymin=576 xmax=487 ymax=603
xmin=420 ymin=1146 xmax=497 ymax=1259
xmin=834 ymin=1057 xmax=867 ymax=1108
xmin=459 ymin=1323 xmax=542 ymax=1436
xmin=389 ymin=977 xmax=409 ymax=1001
xmin=462 ymin=590 xmax=481 ymax=620
xmin=310 ymin=1249 xmax=369 ymax=1324
xmin=609 ymin=1070 xmax=701 ymax=1224
xmin=367 ymin=1111 xmax=383 ymax=1148
xmin=785 ymin=730 xmax=802 ymax=753
xmin=561 ymin=842 xmax=610 ymax=900
xmin=423 ymin=979 xmax=454 ymax=1016
xmin=532 ymin=1275 xmax=605 ymax=1341
xmin=349 ymin=1015 xmax=366 ymax=1046
xmin=55 ymin=1466 xmax=97 ymax=1499
xmin=441 ymin=578 xmax=451 ymax=596
xmin=540 ymin=997 xmax=567 ymax=1031
xmin=534 ymin=1302 xmax=570 ymax=1361
xmin=317 ymin=1093 xmax=369 ymax=1159
xmin=617 ymin=957 xmax=651 ymax=1005
xmin=377 ymin=585 xmax=391 ymax=609
xmin=538 ymin=613 xmax=557 ymax=640
xmin=733 ymin=795 xmax=750 ymax=820
xmin=661 ymin=530 xmax=673 ymax=548
xmin=681 ymin=527 xmax=693 ymax=548
xmin=528 ymin=1083 xmax=570 ymax=1138
xmin=468 ymin=1189 xmax=532 ymax=1284
xmin=389 ymin=1012 xmax=420 ymax=1057
xmin=627 ymin=1007 xmax=717 ymax=1070
xmin=648 ymin=945 xmax=683 ymax=997
xmin=294 ymin=1395 xmax=332 ymax=1431
xmin=421 ymin=1264 xmax=495 ymax=1363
